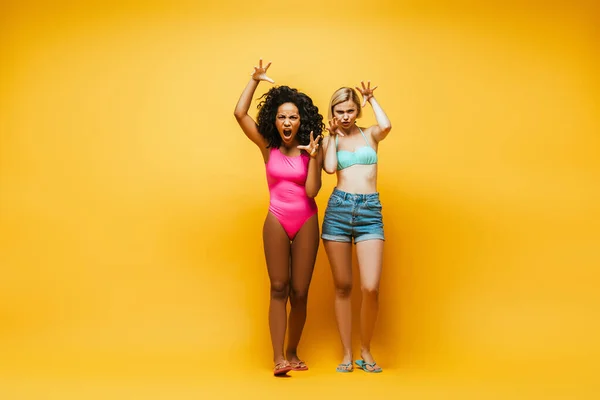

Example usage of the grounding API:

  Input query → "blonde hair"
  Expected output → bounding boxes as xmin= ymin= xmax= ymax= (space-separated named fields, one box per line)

xmin=328 ymin=87 xmax=362 ymax=120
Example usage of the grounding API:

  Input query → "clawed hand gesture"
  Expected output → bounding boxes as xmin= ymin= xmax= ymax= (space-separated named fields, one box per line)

xmin=327 ymin=117 xmax=345 ymax=137
xmin=297 ymin=131 xmax=322 ymax=158
xmin=355 ymin=80 xmax=378 ymax=107
xmin=251 ymin=58 xmax=275 ymax=83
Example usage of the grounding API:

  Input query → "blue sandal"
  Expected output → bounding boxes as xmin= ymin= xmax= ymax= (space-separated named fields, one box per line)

xmin=336 ymin=362 xmax=354 ymax=373
xmin=355 ymin=359 xmax=382 ymax=373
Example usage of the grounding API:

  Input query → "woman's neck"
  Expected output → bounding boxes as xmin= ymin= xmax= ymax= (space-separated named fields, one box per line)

xmin=278 ymin=142 xmax=301 ymax=156
xmin=340 ymin=124 xmax=359 ymax=136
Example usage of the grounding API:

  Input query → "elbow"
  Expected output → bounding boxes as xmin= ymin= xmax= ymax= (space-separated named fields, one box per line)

xmin=233 ymin=109 xmax=245 ymax=120
xmin=381 ymin=123 xmax=392 ymax=134
xmin=323 ymin=163 xmax=337 ymax=175
xmin=306 ymin=183 xmax=321 ymax=198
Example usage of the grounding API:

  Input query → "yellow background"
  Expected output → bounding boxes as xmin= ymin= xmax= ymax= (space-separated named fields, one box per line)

xmin=1 ymin=1 xmax=598 ymax=398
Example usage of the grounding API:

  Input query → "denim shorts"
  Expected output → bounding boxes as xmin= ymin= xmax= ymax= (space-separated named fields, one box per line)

xmin=321 ymin=188 xmax=385 ymax=243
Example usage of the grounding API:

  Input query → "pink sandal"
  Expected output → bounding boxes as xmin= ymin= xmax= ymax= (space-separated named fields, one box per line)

xmin=274 ymin=361 xmax=293 ymax=376
xmin=290 ymin=360 xmax=308 ymax=371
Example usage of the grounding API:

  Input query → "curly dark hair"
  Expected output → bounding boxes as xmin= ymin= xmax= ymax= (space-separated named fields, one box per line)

xmin=256 ymin=85 xmax=325 ymax=148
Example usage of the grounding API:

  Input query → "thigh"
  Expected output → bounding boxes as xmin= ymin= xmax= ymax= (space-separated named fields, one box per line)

xmin=355 ymin=239 xmax=384 ymax=291
xmin=263 ymin=212 xmax=291 ymax=285
xmin=323 ymin=240 xmax=353 ymax=288
xmin=290 ymin=213 xmax=319 ymax=293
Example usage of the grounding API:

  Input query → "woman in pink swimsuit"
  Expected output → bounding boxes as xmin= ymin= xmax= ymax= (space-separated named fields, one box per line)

xmin=234 ymin=59 xmax=325 ymax=376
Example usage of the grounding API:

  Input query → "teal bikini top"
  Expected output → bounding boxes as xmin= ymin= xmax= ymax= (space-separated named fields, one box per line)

xmin=336 ymin=127 xmax=378 ymax=170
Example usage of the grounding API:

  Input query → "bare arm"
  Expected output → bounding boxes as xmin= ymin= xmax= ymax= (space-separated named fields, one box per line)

xmin=356 ymin=81 xmax=392 ymax=143
xmin=305 ymin=150 xmax=323 ymax=198
xmin=233 ymin=59 xmax=274 ymax=159
xmin=298 ymin=132 xmax=323 ymax=197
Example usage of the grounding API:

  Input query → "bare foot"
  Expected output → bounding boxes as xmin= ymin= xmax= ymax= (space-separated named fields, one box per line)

xmin=273 ymin=360 xmax=292 ymax=376
xmin=341 ymin=352 xmax=353 ymax=365
xmin=336 ymin=362 xmax=354 ymax=372
xmin=286 ymin=350 xmax=301 ymax=364
xmin=360 ymin=348 xmax=376 ymax=364
xmin=360 ymin=348 xmax=382 ymax=371
xmin=286 ymin=350 xmax=308 ymax=371
xmin=336 ymin=350 xmax=353 ymax=372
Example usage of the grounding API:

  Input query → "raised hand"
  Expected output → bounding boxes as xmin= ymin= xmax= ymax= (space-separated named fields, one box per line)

xmin=327 ymin=117 xmax=345 ymax=137
xmin=297 ymin=131 xmax=323 ymax=158
xmin=251 ymin=58 xmax=275 ymax=83
xmin=355 ymin=80 xmax=378 ymax=107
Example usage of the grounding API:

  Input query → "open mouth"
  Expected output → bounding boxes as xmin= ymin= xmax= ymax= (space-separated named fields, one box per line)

xmin=283 ymin=129 xmax=293 ymax=139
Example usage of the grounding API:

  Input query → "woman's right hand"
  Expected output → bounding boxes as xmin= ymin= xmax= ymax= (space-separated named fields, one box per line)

xmin=355 ymin=80 xmax=378 ymax=107
xmin=327 ymin=117 xmax=345 ymax=137
xmin=297 ymin=131 xmax=323 ymax=158
xmin=251 ymin=59 xmax=275 ymax=83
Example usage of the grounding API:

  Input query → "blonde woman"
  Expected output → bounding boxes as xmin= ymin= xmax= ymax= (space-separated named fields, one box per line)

xmin=321 ymin=81 xmax=391 ymax=373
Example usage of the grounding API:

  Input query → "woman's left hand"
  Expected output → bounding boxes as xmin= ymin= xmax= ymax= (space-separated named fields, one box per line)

xmin=297 ymin=131 xmax=323 ymax=158
xmin=355 ymin=80 xmax=378 ymax=107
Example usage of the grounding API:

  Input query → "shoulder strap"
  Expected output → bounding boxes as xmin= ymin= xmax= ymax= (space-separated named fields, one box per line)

xmin=358 ymin=127 xmax=370 ymax=147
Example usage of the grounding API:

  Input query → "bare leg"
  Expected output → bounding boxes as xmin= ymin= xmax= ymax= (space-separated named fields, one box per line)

xmin=286 ymin=214 xmax=319 ymax=368
xmin=324 ymin=239 xmax=353 ymax=369
xmin=263 ymin=212 xmax=292 ymax=367
xmin=356 ymin=239 xmax=384 ymax=370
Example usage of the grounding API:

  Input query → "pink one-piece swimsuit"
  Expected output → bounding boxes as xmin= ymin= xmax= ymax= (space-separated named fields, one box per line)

xmin=265 ymin=147 xmax=317 ymax=240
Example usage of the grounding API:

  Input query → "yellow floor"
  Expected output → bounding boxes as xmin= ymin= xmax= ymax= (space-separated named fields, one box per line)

xmin=1 ymin=351 xmax=596 ymax=400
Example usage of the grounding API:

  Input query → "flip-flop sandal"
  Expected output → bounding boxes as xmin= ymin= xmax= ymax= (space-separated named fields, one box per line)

xmin=274 ymin=361 xmax=293 ymax=376
xmin=336 ymin=362 xmax=354 ymax=373
xmin=355 ymin=359 xmax=382 ymax=373
xmin=290 ymin=361 xmax=308 ymax=371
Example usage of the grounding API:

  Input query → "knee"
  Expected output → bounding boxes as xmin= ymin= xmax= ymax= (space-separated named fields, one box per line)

xmin=270 ymin=281 xmax=289 ymax=300
xmin=362 ymin=286 xmax=379 ymax=300
xmin=335 ymin=282 xmax=353 ymax=298
xmin=289 ymin=287 xmax=308 ymax=306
